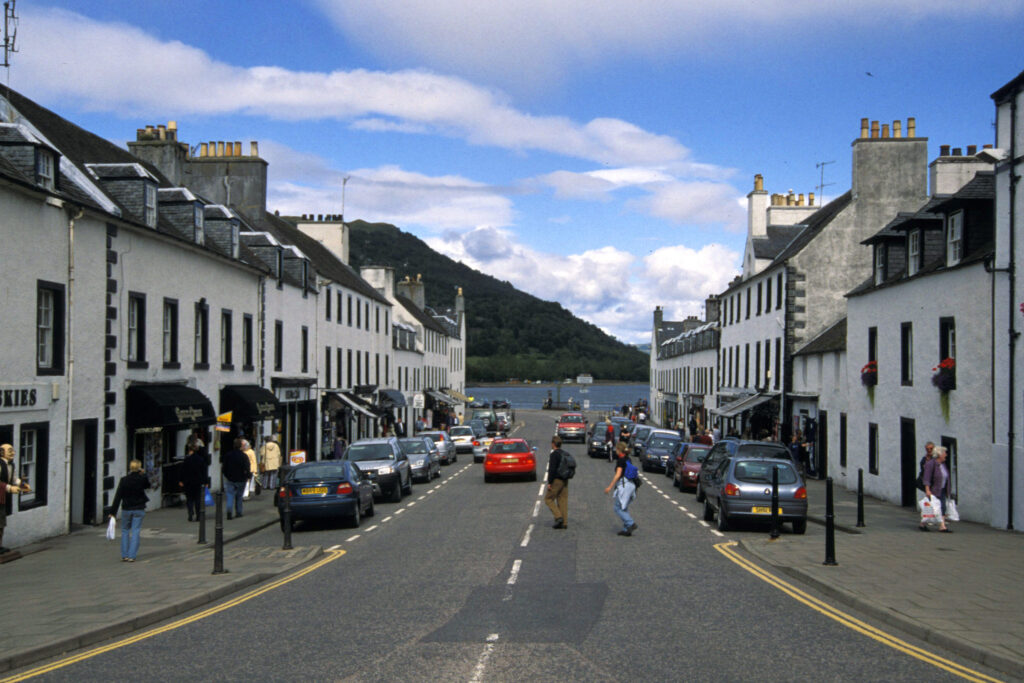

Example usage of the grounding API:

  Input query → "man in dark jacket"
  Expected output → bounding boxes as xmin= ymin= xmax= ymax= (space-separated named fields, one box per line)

xmin=179 ymin=443 xmax=208 ymax=522
xmin=544 ymin=436 xmax=569 ymax=529
xmin=221 ymin=438 xmax=251 ymax=519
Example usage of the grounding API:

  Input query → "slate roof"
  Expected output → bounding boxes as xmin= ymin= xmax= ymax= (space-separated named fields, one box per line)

xmin=655 ymin=322 xmax=686 ymax=346
xmin=793 ymin=317 xmax=846 ymax=356
xmin=752 ymin=225 xmax=803 ymax=260
xmin=396 ymin=294 xmax=447 ymax=335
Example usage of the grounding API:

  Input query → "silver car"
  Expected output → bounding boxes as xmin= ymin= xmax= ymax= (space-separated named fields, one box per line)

xmin=449 ymin=425 xmax=486 ymax=462
xmin=398 ymin=437 xmax=442 ymax=483
xmin=420 ymin=430 xmax=456 ymax=464
xmin=341 ymin=438 xmax=413 ymax=503
xmin=701 ymin=456 xmax=808 ymax=534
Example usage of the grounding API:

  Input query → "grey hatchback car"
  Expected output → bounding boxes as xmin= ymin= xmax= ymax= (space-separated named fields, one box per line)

xmin=398 ymin=437 xmax=442 ymax=482
xmin=342 ymin=437 xmax=413 ymax=503
xmin=701 ymin=456 xmax=808 ymax=534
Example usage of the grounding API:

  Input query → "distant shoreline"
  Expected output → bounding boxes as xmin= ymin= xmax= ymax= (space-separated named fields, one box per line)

xmin=468 ymin=380 xmax=647 ymax=388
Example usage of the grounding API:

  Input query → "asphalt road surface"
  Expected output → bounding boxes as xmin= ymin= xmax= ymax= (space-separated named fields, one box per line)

xmin=24 ymin=410 xmax=1001 ymax=682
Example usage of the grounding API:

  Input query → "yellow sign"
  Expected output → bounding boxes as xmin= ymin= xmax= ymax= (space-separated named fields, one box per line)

xmin=289 ymin=450 xmax=307 ymax=465
xmin=217 ymin=411 xmax=233 ymax=423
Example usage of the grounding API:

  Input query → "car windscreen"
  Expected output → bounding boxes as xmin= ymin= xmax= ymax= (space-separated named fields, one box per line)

xmin=289 ymin=464 xmax=347 ymax=481
xmin=733 ymin=460 xmax=798 ymax=485
xmin=449 ymin=427 xmax=473 ymax=437
xmin=345 ymin=444 xmax=396 ymax=461
xmin=685 ymin=447 xmax=709 ymax=463
xmin=490 ymin=442 xmax=528 ymax=454
xmin=398 ymin=439 xmax=429 ymax=454
xmin=648 ymin=437 xmax=680 ymax=449
xmin=737 ymin=445 xmax=790 ymax=460
xmin=559 ymin=415 xmax=582 ymax=423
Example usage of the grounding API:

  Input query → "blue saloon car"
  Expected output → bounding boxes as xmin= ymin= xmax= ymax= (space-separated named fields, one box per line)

xmin=278 ymin=461 xmax=375 ymax=530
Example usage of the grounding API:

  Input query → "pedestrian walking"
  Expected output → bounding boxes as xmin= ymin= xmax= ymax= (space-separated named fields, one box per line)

xmin=241 ymin=438 xmax=259 ymax=499
xmin=0 ymin=443 xmax=30 ymax=553
xmin=604 ymin=441 xmax=638 ymax=536
xmin=109 ymin=459 xmax=150 ymax=562
xmin=921 ymin=446 xmax=953 ymax=532
xmin=221 ymin=438 xmax=251 ymax=519
xmin=260 ymin=435 xmax=282 ymax=490
xmin=545 ymin=436 xmax=570 ymax=529
xmin=178 ymin=442 xmax=208 ymax=522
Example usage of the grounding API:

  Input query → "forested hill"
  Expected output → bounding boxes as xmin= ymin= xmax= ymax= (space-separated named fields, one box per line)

xmin=346 ymin=220 xmax=649 ymax=382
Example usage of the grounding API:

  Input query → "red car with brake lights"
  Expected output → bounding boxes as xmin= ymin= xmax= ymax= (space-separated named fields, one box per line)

xmin=483 ymin=438 xmax=537 ymax=482
xmin=555 ymin=412 xmax=587 ymax=443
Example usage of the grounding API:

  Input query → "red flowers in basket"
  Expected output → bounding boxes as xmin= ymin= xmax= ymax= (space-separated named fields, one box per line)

xmin=931 ymin=357 xmax=956 ymax=392
xmin=861 ymin=360 xmax=878 ymax=387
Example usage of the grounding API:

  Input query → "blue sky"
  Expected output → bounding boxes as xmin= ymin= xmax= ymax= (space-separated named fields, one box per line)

xmin=7 ymin=1 xmax=1022 ymax=343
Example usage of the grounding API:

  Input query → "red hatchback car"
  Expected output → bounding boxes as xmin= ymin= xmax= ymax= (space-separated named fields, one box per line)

xmin=484 ymin=438 xmax=537 ymax=482
xmin=672 ymin=443 xmax=711 ymax=492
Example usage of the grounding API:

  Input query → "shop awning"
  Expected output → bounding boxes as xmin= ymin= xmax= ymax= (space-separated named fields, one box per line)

xmin=378 ymin=388 xmax=407 ymax=408
xmin=709 ymin=393 xmax=774 ymax=419
xmin=446 ymin=388 xmax=470 ymax=403
xmin=426 ymin=390 xmax=456 ymax=406
xmin=327 ymin=391 xmax=378 ymax=419
xmin=220 ymin=384 xmax=280 ymax=422
xmin=126 ymin=383 xmax=216 ymax=428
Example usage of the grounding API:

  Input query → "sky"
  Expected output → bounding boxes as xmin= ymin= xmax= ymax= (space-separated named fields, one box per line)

xmin=4 ymin=1 xmax=1022 ymax=344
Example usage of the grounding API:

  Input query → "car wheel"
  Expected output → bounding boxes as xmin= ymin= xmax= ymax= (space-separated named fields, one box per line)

xmin=792 ymin=519 xmax=807 ymax=535
xmin=365 ymin=497 xmax=375 ymax=517
xmin=402 ymin=473 xmax=413 ymax=495
xmin=695 ymin=482 xmax=705 ymax=502
xmin=716 ymin=501 xmax=729 ymax=532
xmin=453 ymin=454 xmax=457 ymax=463
xmin=702 ymin=498 xmax=715 ymax=522
xmin=390 ymin=482 xmax=402 ymax=502
xmin=530 ymin=470 xmax=538 ymax=482
xmin=350 ymin=502 xmax=362 ymax=528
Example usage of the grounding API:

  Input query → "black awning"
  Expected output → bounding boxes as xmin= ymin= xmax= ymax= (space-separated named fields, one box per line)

xmin=220 ymin=384 xmax=280 ymax=422
xmin=326 ymin=391 xmax=378 ymax=418
xmin=426 ymin=390 xmax=455 ymax=406
xmin=126 ymin=383 xmax=216 ymax=429
xmin=378 ymin=388 xmax=407 ymax=408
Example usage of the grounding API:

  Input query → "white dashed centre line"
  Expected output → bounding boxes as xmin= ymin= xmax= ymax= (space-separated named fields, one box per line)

xmin=344 ymin=535 xmax=359 ymax=542
xmin=382 ymin=516 xmax=393 ymax=523
xmin=507 ymin=559 xmax=522 ymax=585
xmin=537 ymin=484 xmax=546 ymax=496
xmin=365 ymin=525 xmax=379 ymax=532
xmin=407 ymin=501 xmax=416 ymax=507
xmin=427 ymin=489 xmax=435 ymax=495
xmin=417 ymin=495 xmax=426 ymax=501
xmin=699 ymin=521 xmax=710 ymax=527
xmin=521 ymin=524 xmax=534 ymax=548
xmin=532 ymin=500 xmax=541 ymax=517
xmin=687 ymin=513 xmax=697 ymax=519
xmin=711 ymin=530 xmax=725 ymax=537
xmin=469 ymin=634 xmax=500 ymax=683
xmin=328 ymin=544 xmax=342 ymax=550
xmin=395 ymin=509 xmax=405 ymax=515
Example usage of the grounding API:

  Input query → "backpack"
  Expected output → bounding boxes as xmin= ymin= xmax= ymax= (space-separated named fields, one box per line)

xmin=556 ymin=450 xmax=576 ymax=480
xmin=622 ymin=459 xmax=642 ymax=489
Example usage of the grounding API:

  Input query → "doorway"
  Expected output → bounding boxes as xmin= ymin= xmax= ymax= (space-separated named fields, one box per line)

xmin=900 ymin=417 xmax=917 ymax=507
xmin=70 ymin=419 xmax=98 ymax=525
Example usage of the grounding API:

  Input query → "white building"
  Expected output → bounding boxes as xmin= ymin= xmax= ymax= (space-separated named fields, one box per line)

xmin=649 ymin=301 xmax=719 ymax=432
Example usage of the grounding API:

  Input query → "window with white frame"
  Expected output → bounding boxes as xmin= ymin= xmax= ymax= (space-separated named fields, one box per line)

xmin=144 ymin=183 xmax=158 ymax=228
xmin=946 ymin=211 xmax=963 ymax=266
xmin=36 ymin=150 xmax=55 ymax=190
xmin=19 ymin=423 xmax=48 ymax=507
xmin=221 ymin=310 xmax=233 ymax=369
xmin=36 ymin=281 xmax=64 ymax=375
xmin=163 ymin=299 xmax=178 ymax=365
xmin=874 ymin=244 xmax=886 ymax=285
xmin=127 ymin=293 xmax=146 ymax=364
xmin=194 ymin=301 xmax=209 ymax=368
xmin=908 ymin=230 xmax=921 ymax=276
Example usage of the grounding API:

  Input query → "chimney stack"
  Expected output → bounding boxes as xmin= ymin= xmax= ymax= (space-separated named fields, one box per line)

xmin=200 ymin=142 xmax=209 ymax=157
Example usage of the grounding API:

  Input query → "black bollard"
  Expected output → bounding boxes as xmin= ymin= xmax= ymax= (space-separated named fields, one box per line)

xmin=824 ymin=477 xmax=837 ymax=566
xmin=281 ymin=486 xmax=293 ymax=550
xmin=197 ymin=486 xmax=207 ymax=544
xmin=856 ymin=468 xmax=866 ymax=528
xmin=769 ymin=465 xmax=780 ymax=540
xmin=212 ymin=490 xmax=227 ymax=574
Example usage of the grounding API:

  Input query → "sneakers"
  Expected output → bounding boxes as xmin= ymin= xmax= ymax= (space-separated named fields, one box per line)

xmin=617 ymin=529 xmax=632 ymax=536
xmin=552 ymin=518 xmax=566 ymax=529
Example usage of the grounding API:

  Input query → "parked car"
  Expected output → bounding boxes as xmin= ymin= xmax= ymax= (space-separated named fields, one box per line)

xmin=695 ymin=439 xmax=793 ymax=502
xmin=637 ymin=431 xmax=682 ymax=472
xmin=341 ymin=437 xmax=413 ymax=502
xmin=671 ymin=443 xmax=711 ymax=491
xmin=398 ymin=437 xmax=442 ymax=483
xmin=277 ymin=460 xmax=374 ymax=530
xmin=700 ymin=455 xmax=808 ymax=533
xmin=555 ymin=412 xmax=587 ymax=442
xmin=587 ymin=429 xmax=615 ymax=459
xmin=420 ymin=430 xmax=456 ymax=464
xmin=495 ymin=410 xmax=512 ymax=434
xmin=470 ymin=408 xmax=499 ymax=435
xmin=628 ymin=424 xmax=654 ymax=455
xmin=450 ymin=425 xmax=487 ymax=462
xmin=483 ymin=438 xmax=537 ymax=482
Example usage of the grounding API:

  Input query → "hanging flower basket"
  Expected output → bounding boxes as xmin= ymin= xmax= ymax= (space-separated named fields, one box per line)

xmin=931 ymin=357 xmax=956 ymax=392
xmin=860 ymin=361 xmax=878 ymax=387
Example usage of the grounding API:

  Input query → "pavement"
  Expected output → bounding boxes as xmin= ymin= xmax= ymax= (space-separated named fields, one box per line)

xmin=0 ymin=491 xmax=321 ymax=675
xmin=740 ymin=476 xmax=1024 ymax=680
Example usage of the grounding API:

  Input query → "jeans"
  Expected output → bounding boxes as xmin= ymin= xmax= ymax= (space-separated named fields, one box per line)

xmin=225 ymin=480 xmax=246 ymax=516
xmin=613 ymin=482 xmax=635 ymax=530
xmin=120 ymin=508 xmax=145 ymax=560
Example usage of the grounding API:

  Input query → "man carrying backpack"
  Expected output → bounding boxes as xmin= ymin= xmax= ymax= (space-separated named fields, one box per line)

xmin=545 ymin=436 xmax=573 ymax=529
xmin=605 ymin=441 xmax=639 ymax=536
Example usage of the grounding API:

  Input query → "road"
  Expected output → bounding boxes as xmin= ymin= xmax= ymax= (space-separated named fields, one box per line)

xmin=25 ymin=410 xmax=999 ymax=681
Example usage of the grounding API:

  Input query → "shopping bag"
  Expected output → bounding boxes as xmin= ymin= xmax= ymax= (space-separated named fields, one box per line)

xmin=918 ymin=495 xmax=941 ymax=525
xmin=204 ymin=487 xmax=215 ymax=507
xmin=105 ymin=516 xmax=116 ymax=541
xmin=945 ymin=499 xmax=960 ymax=522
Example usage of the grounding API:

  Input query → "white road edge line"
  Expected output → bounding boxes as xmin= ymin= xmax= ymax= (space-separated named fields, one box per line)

xmin=469 ymin=634 xmax=500 ymax=683
xmin=344 ymin=536 xmax=359 ymax=542
xmin=686 ymin=513 xmax=697 ymax=519
xmin=521 ymin=524 xmax=534 ymax=548
xmin=532 ymin=500 xmax=541 ymax=518
xmin=507 ymin=559 xmax=522 ymax=585
xmin=328 ymin=544 xmax=342 ymax=550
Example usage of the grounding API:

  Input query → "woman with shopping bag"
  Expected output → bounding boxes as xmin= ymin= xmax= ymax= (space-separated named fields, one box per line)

xmin=109 ymin=460 xmax=150 ymax=561
xmin=920 ymin=446 xmax=952 ymax=532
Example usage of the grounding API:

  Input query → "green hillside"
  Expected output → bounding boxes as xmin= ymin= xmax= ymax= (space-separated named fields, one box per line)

xmin=346 ymin=220 xmax=649 ymax=383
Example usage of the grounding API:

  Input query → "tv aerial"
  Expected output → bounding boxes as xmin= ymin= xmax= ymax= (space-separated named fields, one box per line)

xmin=2 ymin=1 xmax=17 ymax=69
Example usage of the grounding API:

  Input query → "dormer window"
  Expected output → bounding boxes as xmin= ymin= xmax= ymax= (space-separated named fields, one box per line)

xmin=35 ymin=149 xmax=55 ymax=190
xmin=907 ymin=230 xmax=921 ymax=276
xmin=230 ymin=225 xmax=240 ymax=259
xmin=874 ymin=244 xmax=886 ymax=285
xmin=144 ymin=183 xmax=157 ymax=228
xmin=946 ymin=211 xmax=963 ymax=266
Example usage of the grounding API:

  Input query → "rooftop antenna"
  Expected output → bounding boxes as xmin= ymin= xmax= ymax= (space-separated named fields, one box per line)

xmin=2 ymin=1 xmax=16 ymax=69
xmin=341 ymin=175 xmax=351 ymax=221
xmin=815 ymin=160 xmax=835 ymax=204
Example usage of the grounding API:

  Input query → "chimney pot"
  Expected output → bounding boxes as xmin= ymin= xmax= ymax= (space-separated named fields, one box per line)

xmin=250 ymin=141 xmax=259 ymax=157
xmin=984 ymin=144 xmax=993 ymax=150
xmin=967 ymin=145 xmax=977 ymax=155
xmin=881 ymin=123 xmax=890 ymax=139
xmin=940 ymin=145 xmax=950 ymax=156
xmin=200 ymin=142 xmax=209 ymax=157
xmin=217 ymin=142 xmax=225 ymax=156
xmin=860 ymin=118 xmax=869 ymax=138
xmin=798 ymin=193 xmax=805 ymax=206
xmin=871 ymin=121 xmax=879 ymax=139
xmin=808 ymin=192 xmax=815 ymax=206
xmin=754 ymin=174 xmax=764 ymax=192
xmin=225 ymin=142 xmax=234 ymax=156
xmin=893 ymin=120 xmax=902 ymax=138
xmin=907 ymin=117 xmax=916 ymax=137
xmin=168 ymin=120 xmax=177 ymax=131
xmin=952 ymin=147 xmax=962 ymax=156
xmin=234 ymin=141 xmax=242 ymax=157
xmin=145 ymin=125 xmax=155 ymax=134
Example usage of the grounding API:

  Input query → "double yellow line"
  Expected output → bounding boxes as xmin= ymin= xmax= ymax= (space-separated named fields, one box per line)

xmin=714 ymin=542 xmax=1002 ymax=683
xmin=2 ymin=550 xmax=346 ymax=682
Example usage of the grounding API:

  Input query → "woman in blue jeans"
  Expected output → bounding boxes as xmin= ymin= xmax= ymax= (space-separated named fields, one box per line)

xmin=604 ymin=441 xmax=638 ymax=536
xmin=109 ymin=459 xmax=150 ymax=561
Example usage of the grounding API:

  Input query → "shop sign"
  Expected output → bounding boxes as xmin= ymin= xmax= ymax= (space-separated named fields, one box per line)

xmin=255 ymin=402 xmax=276 ymax=416
xmin=0 ymin=384 xmax=44 ymax=413
xmin=289 ymin=450 xmax=307 ymax=466
xmin=173 ymin=406 xmax=206 ymax=423
xmin=413 ymin=394 xmax=425 ymax=409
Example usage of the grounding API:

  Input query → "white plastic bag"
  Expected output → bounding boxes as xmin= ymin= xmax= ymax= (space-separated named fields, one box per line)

xmin=918 ymin=495 xmax=942 ymax=525
xmin=945 ymin=499 xmax=960 ymax=522
xmin=105 ymin=516 xmax=116 ymax=541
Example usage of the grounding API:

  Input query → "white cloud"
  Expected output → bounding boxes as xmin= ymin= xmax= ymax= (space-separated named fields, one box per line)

xmin=17 ymin=8 xmax=688 ymax=167
xmin=312 ymin=0 xmax=1020 ymax=88
xmin=629 ymin=182 xmax=746 ymax=231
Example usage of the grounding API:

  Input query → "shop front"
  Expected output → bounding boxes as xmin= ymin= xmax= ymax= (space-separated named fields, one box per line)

xmin=219 ymin=384 xmax=280 ymax=447
xmin=710 ymin=392 xmax=778 ymax=439
xmin=323 ymin=390 xmax=379 ymax=455
xmin=425 ymin=389 xmax=457 ymax=429
xmin=377 ymin=388 xmax=407 ymax=433
xmin=272 ymin=378 xmax=317 ymax=464
xmin=125 ymin=382 xmax=216 ymax=508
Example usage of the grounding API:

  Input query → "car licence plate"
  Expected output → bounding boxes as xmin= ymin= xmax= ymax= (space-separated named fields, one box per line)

xmin=501 ymin=458 xmax=519 ymax=463
xmin=301 ymin=487 xmax=328 ymax=495
xmin=751 ymin=506 xmax=783 ymax=514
